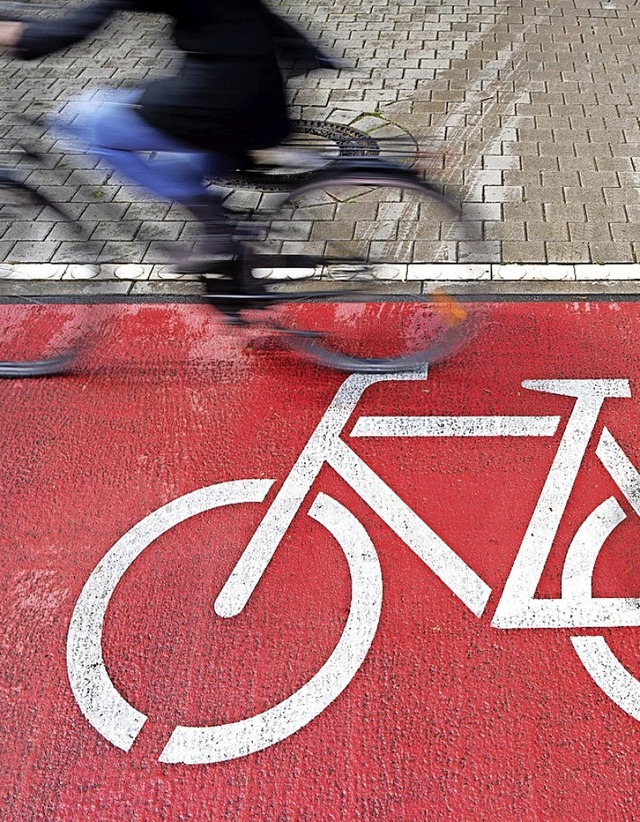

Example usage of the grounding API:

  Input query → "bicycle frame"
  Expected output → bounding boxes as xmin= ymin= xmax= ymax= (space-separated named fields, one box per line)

xmin=215 ymin=367 xmax=640 ymax=630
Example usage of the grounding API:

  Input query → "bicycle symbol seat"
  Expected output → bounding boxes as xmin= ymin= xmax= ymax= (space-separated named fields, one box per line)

xmin=66 ymin=367 xmax=640 ymax=763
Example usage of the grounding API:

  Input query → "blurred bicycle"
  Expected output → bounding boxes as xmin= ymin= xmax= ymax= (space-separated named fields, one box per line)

xmin=0 ymin=0 xmax=481 ymax=375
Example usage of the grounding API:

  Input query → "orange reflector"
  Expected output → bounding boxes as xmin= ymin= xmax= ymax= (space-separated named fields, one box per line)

xmin=431 ymin=290 xmax=468 ymax=325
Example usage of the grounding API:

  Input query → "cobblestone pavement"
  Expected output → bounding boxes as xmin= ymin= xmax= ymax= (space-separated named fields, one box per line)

xmin=1 ymin=0 xmax=640 ymax=287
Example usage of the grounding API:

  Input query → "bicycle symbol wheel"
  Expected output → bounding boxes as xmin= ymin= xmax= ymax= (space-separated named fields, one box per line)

xmin=569 ymin=496 xmax=640 ymax=720
xmin=67 ymin=479 xmax=383 ymax=763
xmin=566 ymin=429 xmax=640 ymax=719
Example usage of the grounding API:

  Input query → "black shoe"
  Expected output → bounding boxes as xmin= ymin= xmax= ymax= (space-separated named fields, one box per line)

xmin=174 ymin=255 xmax=237 ymax=276
xmin=200 ymin=269 xmax=271 ymax=321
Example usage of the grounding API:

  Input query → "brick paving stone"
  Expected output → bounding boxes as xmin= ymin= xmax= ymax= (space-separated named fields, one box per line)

xmin=545 ymin=242 xmax=592 ymax=264
xmin=9 ymin=240 xmax=59 ymax=262
xmin=590 ymin=242 xmax=636 ymax=264
xmin=568 ymin=223 xmax=612 ymax=242
xmin=484 ymin=221 xmax=526 ymax=242
xmin=501 ymin=241 xmax=546 ymax=263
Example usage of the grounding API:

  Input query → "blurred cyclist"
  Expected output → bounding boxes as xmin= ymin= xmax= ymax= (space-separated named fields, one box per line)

xmin=0 ymin=1 xmax=331 ymax=288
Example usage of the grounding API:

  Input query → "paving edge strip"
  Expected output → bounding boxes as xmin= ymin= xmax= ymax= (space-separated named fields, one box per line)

xmin=4 ymin=279 xmax=640 ymax=301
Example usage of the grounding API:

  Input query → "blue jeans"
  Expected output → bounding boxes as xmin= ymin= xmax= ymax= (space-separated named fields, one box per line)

xmin=55 ymin=89 xmax=230 ymax=204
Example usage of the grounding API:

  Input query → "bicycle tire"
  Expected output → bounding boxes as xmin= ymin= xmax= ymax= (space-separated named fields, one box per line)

xmin=237 ymin=163 xmax=481 ymax=373
xmin=0 ymin=170 xmax=91 ymax=377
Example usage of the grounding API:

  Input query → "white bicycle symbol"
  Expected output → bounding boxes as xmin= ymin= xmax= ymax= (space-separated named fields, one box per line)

xmin=67 ymin=368 xmax=640 ymax=763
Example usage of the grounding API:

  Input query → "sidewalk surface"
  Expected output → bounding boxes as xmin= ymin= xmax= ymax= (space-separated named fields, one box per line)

xmin=1 ymin=0 xmax=640 ymax=290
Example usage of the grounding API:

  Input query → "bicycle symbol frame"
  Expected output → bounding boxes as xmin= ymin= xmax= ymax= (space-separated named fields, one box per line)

xmin=67 ymin=367 xmax=640 ymax=763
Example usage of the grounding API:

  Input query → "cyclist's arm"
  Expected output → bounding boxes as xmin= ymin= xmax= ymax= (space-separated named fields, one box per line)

xmin=3 ymin=0 xmax=131 ymax=59
xmin=260 ymin=3 xmax=339 ymax=71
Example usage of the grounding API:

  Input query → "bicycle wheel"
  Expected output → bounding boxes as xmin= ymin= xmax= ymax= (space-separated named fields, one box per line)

xmin=67 ymin=481 xmax=383 ymax=763
xmin=0 ymin=170 xmax=91 ymax=377
xmin=240 ymin=164 xmax=482 ymax=372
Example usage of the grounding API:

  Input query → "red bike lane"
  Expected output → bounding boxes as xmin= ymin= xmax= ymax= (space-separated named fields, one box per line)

xmin=1 ymin=299 xmax=640 ymax=820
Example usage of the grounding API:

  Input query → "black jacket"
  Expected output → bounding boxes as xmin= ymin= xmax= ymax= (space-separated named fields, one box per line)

xmin=16 ymin=0 xmax=329 ymax=151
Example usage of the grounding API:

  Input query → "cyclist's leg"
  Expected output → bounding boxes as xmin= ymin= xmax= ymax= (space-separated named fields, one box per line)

xmin=55 ymin=89 xmax=237 ymax=260
xmin=57 ymin=89 xmax=225 ymax=200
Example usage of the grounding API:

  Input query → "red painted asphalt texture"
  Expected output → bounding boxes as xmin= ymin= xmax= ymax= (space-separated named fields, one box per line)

xmin=1 ymin=300 xmax=640 ymax=820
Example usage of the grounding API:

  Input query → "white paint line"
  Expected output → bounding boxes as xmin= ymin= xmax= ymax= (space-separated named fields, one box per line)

xmin=67 ymin=479 xmax=274 ymax=753
xmin=407 ymin=264 xmax=491 ymax=281
xmin=351 ymin=415 xmax=560 ymax=438
xmin=0 ymin=263 xmax=66 ymax=280
xmin=572 ymin=636 xmax=640 ymax=722
xmin=64 ymin=265 xmax=100 ymax=280
xmin=160 ymin=493 xmax=382 ymax=764
xmin=597 ymin=427 xmax=640 ymax=518
xmin=214 ymin=368 xmax=429 ymax=619
xmin=492 ymin=264 xmax=576 ymax=281
xmin=575 ymin=264 xmax=640 ymax=281
xmin=493 ymin=379 xmax=632 ymax=629
xmin=327 ymin=436 xmax=492 ymax=618
xmin=561 ymin=497 xmax=626 ymax=602
xmin=114 ymin=264 xmax=150 ymax=280
xmin=3 ymin=262 xmax=640 ymax=281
